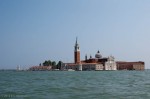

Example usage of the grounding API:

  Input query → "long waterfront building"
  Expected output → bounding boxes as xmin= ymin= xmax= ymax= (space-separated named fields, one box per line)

xmin=61 ymin=38 xmax=145 ymax=71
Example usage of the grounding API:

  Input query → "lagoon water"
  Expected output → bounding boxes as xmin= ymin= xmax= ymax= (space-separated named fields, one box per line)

xmin=0 ymin=70 xmax=150 ymax=99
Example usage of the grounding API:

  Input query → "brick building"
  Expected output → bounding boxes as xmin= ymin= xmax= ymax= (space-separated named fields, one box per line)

xmin=116 ymin=61 xmax=145 ymax=70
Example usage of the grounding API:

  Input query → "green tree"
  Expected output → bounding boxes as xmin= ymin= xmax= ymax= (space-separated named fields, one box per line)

xmin=43 ymin=61 xmax=47 ymax=66
xmin=47 ymin=60 xmax=52 ymax=66
xmin=57 ymin=61 xmax=63 ymax=69
xmin=51 ymin=61 xmax=56 ymax=69
xmin=43 ymin=60 xmax=51 ymax=66
xmin=52 ymin=61 xmax=56 ymax=66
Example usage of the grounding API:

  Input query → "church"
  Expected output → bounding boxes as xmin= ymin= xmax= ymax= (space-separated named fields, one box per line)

xmin=61 ymin=38 xmax=117 ymax=71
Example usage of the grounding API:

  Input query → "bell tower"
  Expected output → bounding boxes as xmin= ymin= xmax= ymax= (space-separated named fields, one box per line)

xmin=74 ymin=37 xmax=80 ymax=64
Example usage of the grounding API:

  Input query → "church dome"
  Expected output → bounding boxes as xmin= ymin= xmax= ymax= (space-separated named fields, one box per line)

xmin=95 ymin=50 xmax=102 ymax=58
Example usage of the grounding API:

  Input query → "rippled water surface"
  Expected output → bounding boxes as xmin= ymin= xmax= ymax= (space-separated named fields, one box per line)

xmin=0 ymin=70 xmax=150 ymax=99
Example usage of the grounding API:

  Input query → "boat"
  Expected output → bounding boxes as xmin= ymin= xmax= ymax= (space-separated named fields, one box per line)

xmin=67 ymin=69 xmax=75 ymax=71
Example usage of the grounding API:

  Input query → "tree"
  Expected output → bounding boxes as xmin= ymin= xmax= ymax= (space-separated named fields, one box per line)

xmin=47 ymin=60 xmax=52 ymax=66
xmin=51 ymin=61 xmax=56 ymax=69
xmin=52 ymin=61 xmax=56 ymax=66
xmin=43 ymin=60 xmax=51 ymax=66
xmin=43 ymin=61 xmax=47 ymax=66
xmin=57 ymin=61 xmax=63 ymax=69
xmin=42 ymin=60 xmax=62 ymax=69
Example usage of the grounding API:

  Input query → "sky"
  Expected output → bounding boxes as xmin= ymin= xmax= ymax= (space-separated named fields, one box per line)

xmin=0 ymin=0 xmax=150 ymax=69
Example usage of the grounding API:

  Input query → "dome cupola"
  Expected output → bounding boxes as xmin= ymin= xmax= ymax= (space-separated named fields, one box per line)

xmin=95 ymin=50 xmax=102 ymax=58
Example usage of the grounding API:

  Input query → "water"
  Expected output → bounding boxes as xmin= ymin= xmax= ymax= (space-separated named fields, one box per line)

xmin=0 ymin=70 xmax=150 ymax=99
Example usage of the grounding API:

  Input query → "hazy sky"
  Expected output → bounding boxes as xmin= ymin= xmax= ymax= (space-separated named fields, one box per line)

xmin=0 ymin=0 xmax=150 ymax=69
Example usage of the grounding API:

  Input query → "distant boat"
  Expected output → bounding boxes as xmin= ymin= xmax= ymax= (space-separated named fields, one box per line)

xmin=67 ymin=69 xmax=75 ymax=71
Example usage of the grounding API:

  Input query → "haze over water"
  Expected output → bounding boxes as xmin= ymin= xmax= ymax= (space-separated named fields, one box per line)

xmin=0 ymin=70 xmax=150 ymax=99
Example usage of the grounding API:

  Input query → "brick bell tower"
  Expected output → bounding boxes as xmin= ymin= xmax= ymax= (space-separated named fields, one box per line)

xmin=74 ymin=37 xmax=80 ymax=64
